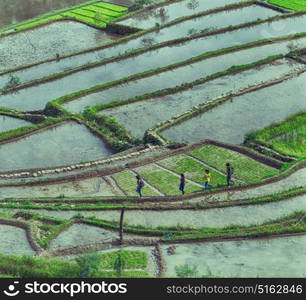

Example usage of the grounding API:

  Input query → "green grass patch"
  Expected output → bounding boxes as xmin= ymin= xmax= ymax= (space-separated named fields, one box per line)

xmin=84 ymin=5 xmax=123 ymax=17
xmin=0 ymin=1 xmax=126 ymax=34
xmin=0 ymin=254 xmax=80 ymax=278
xmin=189 ymin=145 xmax=278 ymax=183
xmin=268 ymin=0 xmax=306 ymax=11
xmin=135 ymin=164 xmax=201 ymax=195
xmin=99 ymin=250 xmax=148 ymax=269
xmin=158 ymin=155 xmax=227 ymax=187
xmin=94 ymin=2 xmax=128 ymax=12
xmin=246 ymin=110 xmax=306 ymax=158
xmin=0 ymin=250 xmax=149 ymax=278
xmin=112 ymin=170 xmax=160 ymax=196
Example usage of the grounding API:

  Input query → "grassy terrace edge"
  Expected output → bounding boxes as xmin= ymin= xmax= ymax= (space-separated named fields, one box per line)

xmin=0 ymin=186 xmax=305 ymax=211
xmin=0 ymin=209 xmax=306 ymax=246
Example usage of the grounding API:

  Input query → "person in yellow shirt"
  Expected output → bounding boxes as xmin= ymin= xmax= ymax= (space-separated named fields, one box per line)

xmin=204 ymin=169 xmax=212 ymax=190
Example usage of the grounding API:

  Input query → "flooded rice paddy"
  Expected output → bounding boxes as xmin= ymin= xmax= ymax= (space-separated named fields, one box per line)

xmin=0 ymin=115 xmax=31 ymax=132
xmin=117 ymin=0 xmax=249 ymax=29
xmin=0 ymin=21 xmax=119 ymax=72
xmin=8 ymin=193 xmax=305 ymax=229
xmin=3 ymin=13 xmax=306 ymax=111
xmin=161 ymin=235 xmax=306 ymax=277
xmin=0 ymin=121 xmax=112 ymax=172
xmin=0 ymin=224 xmax=35 ymax=255
xmin=163 ymin=70 xmax=306 ymax=144
xmin=64 ymin=53 xmax=302 ymax=113
xmin=102 ymin=56 xmax=304 ymax=139
xmin=121 ymin=4 xmax=280 ymax=44
xmin=0 ymin=177 xmax=118 ymax=199
xmin=50 ymin=223 xmax=118 ymax=248
xmin=0 ymin=6 xmax=299 ymax=86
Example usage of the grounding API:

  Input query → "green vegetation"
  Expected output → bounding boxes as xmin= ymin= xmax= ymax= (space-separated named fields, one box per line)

xmin=246 ymin=110 xmax=306 ymax=158
xmin=0 ymin=250 xmax=149 ymax=278
xmin=11 ymin=211 xmax=73 ymax=248
xmin=135 ymin=164 xmax=201 ymax=195
xmin=189 ymin=145 xmax=279 ymax=183
xmin=158 ymin=155 xmax=227 ymax=186
xmin=112 ymin=170 xmax=160 ymax=196
xmin=268 ymin=0 xmax=306 ymax=11
xmin=99 ymin=250 xmax=148 ymax=269
xmin=0 ymin=254 xmax=80 ymax=278
xmin=175 ymin=264 xmax=199 ymax=278
xmin=0 ymin=0 xmax=127 ymax=34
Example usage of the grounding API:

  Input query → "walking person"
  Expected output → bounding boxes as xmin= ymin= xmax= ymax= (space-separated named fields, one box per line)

xmin=204 ymin=169 xmax=212 ymax=190
xmin=136 ymin=175 xmax=144 ymax=198
xmin=226 ymin=163 xmax=234 ymax=186
xmin=179 ymin=173 xmax=185 ymax=195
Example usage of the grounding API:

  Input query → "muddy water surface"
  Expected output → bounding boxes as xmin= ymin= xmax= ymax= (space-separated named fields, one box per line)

xmin=0 ymin=121 xmax=112 ymax=172
xmin=117 ymin=0 xmax=248 ymax=29
xmin=0 ymin=224 xmax=35 ymax=255
xmin=0 ymin=115 xmax=31 ymax=132
xmin=163 ymin=70 xmax=306 ymax=144
xmin=161 ymin=235 xmax=306 ymax=277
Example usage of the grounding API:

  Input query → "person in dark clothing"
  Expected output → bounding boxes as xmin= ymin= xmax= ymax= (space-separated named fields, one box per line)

xmin=226 ymin=163 xmax=234 ymax=186
xmin=179 ymin=173 xmax=185 ymax=195
xmin=136 ymin=175 xmax=144 ymax=198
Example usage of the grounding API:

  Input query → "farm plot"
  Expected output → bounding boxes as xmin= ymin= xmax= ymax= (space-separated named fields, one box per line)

xmin=0 ymin=115 xmax=31 ymax=133
xmin=134 ymin=164 xmax=201 ymax=195
xmin=161 ymin=234 xmax=306 ymax=277
xmin=4 ymin=13 xmax=306 ymax=111
xmin=0 ymin=121 xmax=112 ymax=172
xmin=64 ymin=55 xmax=303 ymax=113
xmin=188 ymin=145 xmax=278 ymax=184
xmin=9 ymin=194 xmax=306 ymax=228
xmin=1 ymin=1 xmax=281 ymax=87
xmin=266 ymin=124 xmax=306 ymax=158
xmin=0 ymin=225 xmax=35 ymax=256
xmin=111 ymin=170 xmax=161 ymax=196
xmin=248 ymin=110 xmax=306 ymax=158
xmin=162 ymin=70 xmax=306 ymax=146
xmin=0 ymin=177 xmax=117 ymax=199
xmin=268 ymin=0 xmax=306 ymax=11
xmin=123 ymin=4 xmax=280 ymax=46
xmin=101 ymin=55 xmax=305 ymax=139
xmin=157 ymin=155 xmax=227 ymax=186
xmin=116 ymin=0 xmax=248 ymax=29
xmin=62 ymin=2 xmax=127 ymax=27
xmin=0 ymin=249 xmax=150 ymax=278
xmin=50 ymin=224 xmax=118 ymax=248
xmin=0 ymin=21 xmax=119 ymax=73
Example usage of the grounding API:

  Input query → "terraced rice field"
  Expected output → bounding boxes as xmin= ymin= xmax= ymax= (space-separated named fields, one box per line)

xmin=0 ymin=0 xmax=305 ymax=279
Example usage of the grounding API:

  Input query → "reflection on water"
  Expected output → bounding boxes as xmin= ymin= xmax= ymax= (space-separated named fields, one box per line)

xmin=0 ymin=0 xmax=88 ymax=28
